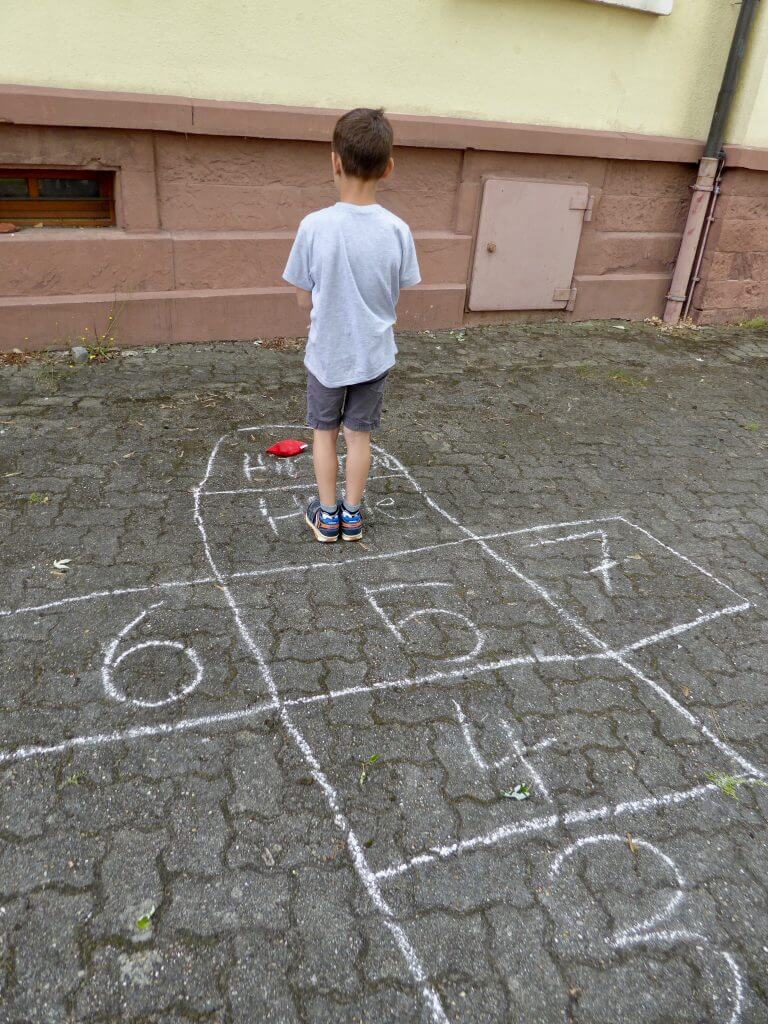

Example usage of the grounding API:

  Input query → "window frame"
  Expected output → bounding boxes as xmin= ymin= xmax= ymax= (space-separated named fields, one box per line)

xmin=0 ymin=168 xmax=116 ymax=227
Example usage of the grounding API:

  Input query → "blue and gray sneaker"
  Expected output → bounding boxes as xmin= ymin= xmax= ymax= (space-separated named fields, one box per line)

xmin=340 ymin=503 xmax=363 ymax=542
xmin=305 ymin=498 xmax=340 ymax=543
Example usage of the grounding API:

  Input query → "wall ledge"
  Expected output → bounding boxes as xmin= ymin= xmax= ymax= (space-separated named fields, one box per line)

xmin=0 ymin=83 xmax=705 ymax=163
xmin=724 ymin=145 xmax=768 ymax=173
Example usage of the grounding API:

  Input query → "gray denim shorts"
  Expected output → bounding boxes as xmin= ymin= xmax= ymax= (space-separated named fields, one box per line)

xmin=306 ymin=370 xmax=389 ymax=432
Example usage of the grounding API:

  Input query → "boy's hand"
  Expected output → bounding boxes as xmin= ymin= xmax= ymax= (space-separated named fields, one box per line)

xmin=294 ymin=287 xmax=312 ymax=310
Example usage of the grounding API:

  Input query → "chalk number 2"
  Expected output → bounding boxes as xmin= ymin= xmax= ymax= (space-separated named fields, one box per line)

xmin=546 ymin=834 xmax=744 ymax=1024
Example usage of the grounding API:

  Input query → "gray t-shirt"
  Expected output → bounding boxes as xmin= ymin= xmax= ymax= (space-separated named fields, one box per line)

xmin=282 ymin=202 xmax=421 ymax=388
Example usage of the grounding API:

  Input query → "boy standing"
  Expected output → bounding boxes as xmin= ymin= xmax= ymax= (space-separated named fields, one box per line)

xmin=282 ymin=107 xmax=421 ymax=543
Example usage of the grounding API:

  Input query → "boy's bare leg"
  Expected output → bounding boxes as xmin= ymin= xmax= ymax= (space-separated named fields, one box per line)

xmin=343 ymin=427 xmax=371 ymax=507
xmin=313 ymin=428 xmax=340 ymax=508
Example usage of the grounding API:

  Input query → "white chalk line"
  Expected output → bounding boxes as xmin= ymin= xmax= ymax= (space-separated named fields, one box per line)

xmin=0 ymin=494 xmax=757 ymax=786
xmin=2 ymin=515 xmax=750 ymax=634
xmin=529 ymin=527 xmax=615 ymax=595
xmin=0 ymin=703 xmax=277 ymax=766
xmin=0 ymin=515 xmax=626 ymax=620
xmin=193 ymin=427 xmax=450 ymax=1024
xmin=615 ymin=602 xmax=751 ymax=656
xmin=547 ymin=833 xmax=685 ymax=935
xmin=12 ymin=596 xmax=751 ymax=767
xmin=379 ymin=445 xmax=763 ymax=781
xmin=0 ymin=576 xmax=218 ymax=620
xmin=363 ymin=581 xmax=485 ymax=663
xmin=373 ymin=780 xmax=763 ymax=881
xmin=617 ymin=516 xmax=746 ymax=601
xmin=0 ymin=424 xmax=760 ymax=1023
xmin=612 ymin=653 xmax=763 ymax=780
xmin=499 ymin=720 xmax=554 ymax=803
xmin=0 ymin=649 xmax=605 ymax=767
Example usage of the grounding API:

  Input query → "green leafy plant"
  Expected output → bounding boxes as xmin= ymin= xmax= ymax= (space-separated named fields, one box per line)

xmin=502 ymin=783 xmax=531 ymax=801
xmin=359 ymin=754 xmax=380 ymax=788
xmin=136 ymin=907 xmax=156 ymax=931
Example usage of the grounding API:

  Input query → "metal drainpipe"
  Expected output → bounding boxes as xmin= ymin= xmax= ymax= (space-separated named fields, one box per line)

xmin=683 ymin=159 xmax=724 ymax=320
xmin=663 ymin=0 xmax=761 ymax=325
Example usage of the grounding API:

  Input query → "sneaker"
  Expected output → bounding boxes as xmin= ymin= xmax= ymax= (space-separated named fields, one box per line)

xmin=305 ymin=498 xmax=340 ymax=543
xmin=340 ymin=503 xmax=363 ymax=542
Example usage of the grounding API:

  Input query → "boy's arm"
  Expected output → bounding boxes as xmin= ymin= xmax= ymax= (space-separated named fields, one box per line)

xmin=399 ymin=228 xmax=421 ymax=290
xmin=283 ymin=220 xmax=314 ymax=302
xmin=294 ymin=287 xmax=312 ymax=310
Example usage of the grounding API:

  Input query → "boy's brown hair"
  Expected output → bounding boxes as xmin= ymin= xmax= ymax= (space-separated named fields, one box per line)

xmin=332 ymin=108 xmax=394 ymax=181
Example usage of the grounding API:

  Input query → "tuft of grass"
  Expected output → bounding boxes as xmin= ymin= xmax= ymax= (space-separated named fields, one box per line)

xmin=576 ymin=366 xmax=649 ymax=387
xmin=62 ymin=771 xmax=86 ymax=787
xmin=706 ymin=771 xmax=767 ymax=800
xmin=608 ymin=370 xmax=649 ymax=387
xmin=61 ymin=300 xmax=124 ymax=363
xmin=28 ymin=492 xmax=50 ymax=505
xmin=739 ymin=315 xmax=768 ymax=330
xmin=86 ymin=340 xmax=118 ymax=363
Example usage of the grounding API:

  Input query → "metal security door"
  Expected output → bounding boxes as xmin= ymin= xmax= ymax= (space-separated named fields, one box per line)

xmin=468 ymin=178 xmax=591 ymax=312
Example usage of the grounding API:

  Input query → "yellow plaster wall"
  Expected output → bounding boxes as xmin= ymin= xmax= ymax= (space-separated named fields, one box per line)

xmin=0 ymin=0 xmax=754 ymax=142
xmin=728 ymin=12 xmax=768 ymax=148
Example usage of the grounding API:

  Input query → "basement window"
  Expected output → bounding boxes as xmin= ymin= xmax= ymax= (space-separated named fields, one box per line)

xmin=0 ymin=169 xmax=116 ymax=227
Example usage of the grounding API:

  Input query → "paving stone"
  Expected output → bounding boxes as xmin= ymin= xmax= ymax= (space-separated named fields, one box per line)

xmin=165 ymin=870 xmax=290 ymax=935
xmin=293 ymin=867 xmax=363 ymax=995
xmin=1 ymin=322 xmax=768 ymax=1022
xmin=228 ymin=932 xmax=297 ymax=1024
xmin=76 ymin=940 xmax=228 ymax=1020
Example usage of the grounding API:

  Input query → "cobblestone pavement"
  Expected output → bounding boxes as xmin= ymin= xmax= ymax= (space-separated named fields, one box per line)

xmin=1 ymin=320 xmax=768 ymax=1024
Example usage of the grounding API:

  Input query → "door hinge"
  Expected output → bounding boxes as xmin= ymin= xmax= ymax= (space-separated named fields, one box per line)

xmin=570 ymin=194 xmax=595 ymax=221
xmin=553 ymin=286 xmax=578 ymax=311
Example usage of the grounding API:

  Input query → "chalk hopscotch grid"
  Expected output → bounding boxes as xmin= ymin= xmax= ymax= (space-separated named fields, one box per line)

xmin=0 ymin=427 xmax=761 ymax=791
xmin=0 ymin=517 xmax=624 ymax=620
xmin=0 ymin=423 xmax=763 ymax=1024
xmin=193 ymin=427 xmax=450 ymax=1022
xmin=0 ymin=524 xmax=752 ymax=768
xmin=196 ymin=426 xmax=761 ymax=1024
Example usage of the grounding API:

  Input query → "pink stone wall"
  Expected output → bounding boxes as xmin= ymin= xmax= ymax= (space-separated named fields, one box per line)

xmin=691 ymin=167 xmax=768 ymax=325
xmin=0 ymin=117 xmax=721 ymax=350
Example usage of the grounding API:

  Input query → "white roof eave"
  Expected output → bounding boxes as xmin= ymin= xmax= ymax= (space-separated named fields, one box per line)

xmin=583 ymin=0 xmax=673 ymax=14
